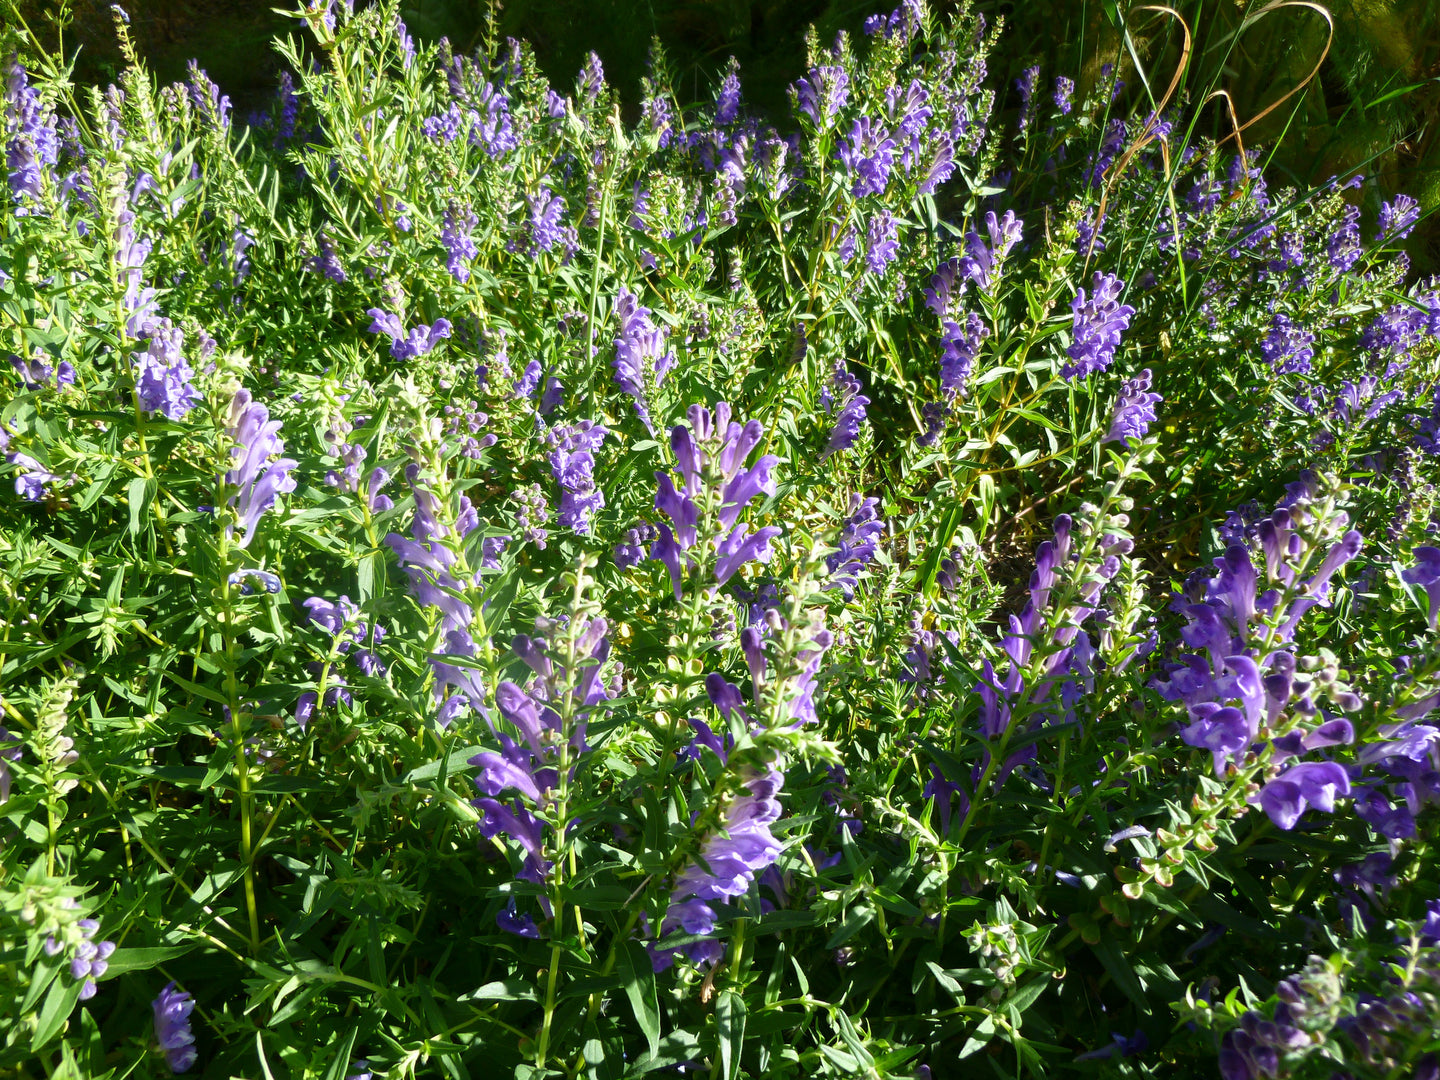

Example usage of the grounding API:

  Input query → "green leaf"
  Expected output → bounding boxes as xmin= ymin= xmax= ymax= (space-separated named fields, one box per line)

xmin=31 ymin=974 xmax=82 ymax=1052
xmin=460 ymin=978 xmax=538 ymax=1002
xmin=620 ymin=940 xmax=661 ymax=1057
xmin=716 ymin=990 xmax=746 ymax=1080
xmin=102 ymin=944 xmax=198 ymax=976
xmin=127 ymin=477 xmax=155 ymax=538
xmin=404 ymin=746 xmax=484 ymax=785
xmin=1091 ymin=935 xmax=1150 ymax=1013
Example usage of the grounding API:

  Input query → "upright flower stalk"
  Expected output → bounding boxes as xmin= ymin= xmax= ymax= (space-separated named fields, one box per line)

xmin=214 ymin=387 xmax=298 ymax=952
xmin=467 ymin=559 xmax=612 ymax=1068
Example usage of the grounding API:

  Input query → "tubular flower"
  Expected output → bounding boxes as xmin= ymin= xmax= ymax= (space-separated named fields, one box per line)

xmin=366 ymin=309 xmax=452 ymax=361
xmin=133 ymin=320 xmax=200 ymax=421
xmin=546 ymin=421 xmax=608 ymax=535
xmin=1063 ymin=272 xmax=1135 ymax=380
xmin=821 ymin=362 xmax=870 ymax=458
xmin=1102 ymin=369 xmax=1162 ymax=449
xmin=222 ymin=390 xmax=298 ymax=550
xmin=649 ymin=402 xmax=781 ymax=599
xmin=652 ymin=764 xmax=784 ymax=972
xmin=613 ymin=290 xmax=675 ymax=434
xmin=469 ymin=617 xmax=610 ymax=935
xmin=958 ymin=210 xmax=1022 ymax=292
xmin=152 ymin=981 xmax=198 ymax=1072
xmin=792 ymin=64 xmax=849 ymax=127
xmin=837 ymin=117 xmax=896 ymax=198
xmin=939 ymin=312 xmax=988 ymax=399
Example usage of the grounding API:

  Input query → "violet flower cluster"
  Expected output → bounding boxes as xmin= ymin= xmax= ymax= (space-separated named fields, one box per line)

xmin=385 ymin=473 xmax=487 ymax=636
xmin=792 ymin=64 xmax=849 ymax=128
xmin=44 ymin=917 xmax=114 ymax=1000
xmin=650 ymin=402 xmax=781 ymax=600
xmin=926 ymin=504 xmax=1137 ymax=831
xmin=1063 ymin=272 xmax=1135 ymax=380
xmin=470 ymin=616 xmax=611 ymax=937
xmin=6 ymin=55 xmax=59 ymax=208
xmin=366 ymin=309 xmax=453 ymax=361
xmin=651 ymin=762 xmax=783 ymax=972
xmin=133 ymin=320 xmax=201 ymax=421
xmin=939 ymin=312 xmax=989 ymax=399
xmin=223 ymin=390 xmax=298 ymax=550
xmin=545 ymin=421 xmax=608 ymax=535
xmin=958 ymin=210 xmax=1022 ymax=292
xmin=1101 ymin=369 xmax=1161 ymax=449
xmin=613 ymin=290 xmax=675 ymax=434
xmin=152 ymin=981 xmax=198 ymax=1072
xmin=820 ymin=361 xmax=870 ymax=458
xmin=826 ymin=496 xmax=885 ymax=598
xmin=1153 ymin=473 xmax=1364 ymax=830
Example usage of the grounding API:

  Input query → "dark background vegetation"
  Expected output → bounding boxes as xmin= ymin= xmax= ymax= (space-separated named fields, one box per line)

xmin=10 ymin=0 xmax=1440 ymax=264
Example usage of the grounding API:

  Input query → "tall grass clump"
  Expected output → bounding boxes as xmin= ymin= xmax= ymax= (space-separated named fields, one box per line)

xmin=3 ymin=0 xmax=1440 ymax=1075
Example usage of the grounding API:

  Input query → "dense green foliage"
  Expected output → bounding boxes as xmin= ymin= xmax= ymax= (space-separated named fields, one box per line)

xmin=4 ymin=1 xmax=1440 ymax=1077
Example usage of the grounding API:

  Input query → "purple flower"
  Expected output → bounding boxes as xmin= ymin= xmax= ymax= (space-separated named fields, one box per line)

xmin=939 ymin=312 xmax=988 ymax=399
xmin=422 ymin=103 xmax=464 ymax=142
xmin=273 ymin=71 xmax=298 ymax=147
xmin=649 ymin=402 xmax=780 ymax=599
xmin=714 ymin=66 xmax=741 ymax=125
xmin=306 ymin=232 xmax=346 ymax=283
xmin=917 ymin=132 xmax=955 ymax=195
xmin=864 ymin=210 xmax=900 ymax=275
xmin=0 ymin=726 xmax=19 ymax=804
xmin=134 ymin=321 xmax=200 ymax=420
xmin=223 ymin=390 xmax=298 ymax=550
xmin=821 ymin=362 xmax=869 ymax=457
xmin=1053 ymin=75 xmax=1074 ymax=115
xmin=959 ymin=211 xmax=1022 ymax=292
xmin=6 ymin=57 xmax=59 ymax=206
xmin=826 ymin=495 xmax=884 ymax=598
xmin=394 ymin=15 xmax=415 ymax=68
xmin=302 ymin=595 xmax=358 ymax=635
xmin=520 ymin=186 xmax=575 ymax=258
xmin=924 ymin=258 xmax=965 ymax=320
xmin=10 ymin=353 xmax=73 ymax=391
xmin=1403 ymin=547 xmax=1440 ymax=629
xmin=497 ymin=900 xmax=540 ymax=938
xmin=1102 ymin=368 xmax=1161 ymax=449
xmin=1260 ymin=314 xmax=1315 ymax=374
xmin=1063 ymin=272 xmax=1135 ymax=380
xmin=672 ymin=765 xmax=783 ymax=903
xmin=640 ymin=91 xmax=674 ymax=146
xmin=1377 ymin=194 xmax=1421 ymax=242
xmin=471 ymin=82 xmax=518 ymax=157
xmin=547 ymin=421 xmax=608 ymax=534
xmin=1015 ymin=65 xmax=1040 ymax=134
xmin=152 ymin=981 xmax=198 ymax=1072
xmin=63 ymin=923 xmax=115 ymax=1001
xmin=1256 ymin=760 xmax=1350 ymax=830
xmin=441 ymin=204 xmax=477 ymax=283
xmin=366 ymin=309 xmax=452 ymax=361
xmin=577 ymin=52 xmax=605 ymax=102
xmin=186 ymin=62 xmax=231 ymax=129
xmin=837 ymin=117 xmax=896 ymax=198
xmin=1328 ymin=205 xmax=1362 ymax=271
xmin=6 ymin=451 xmax=66 ymax=502
xmin=228 ymin=569 xmax=281 ymax=595
xmin=793 ymin=65 xmax=849 ymax=127
xmin=613 ymin=289 xmax=675 ymax=434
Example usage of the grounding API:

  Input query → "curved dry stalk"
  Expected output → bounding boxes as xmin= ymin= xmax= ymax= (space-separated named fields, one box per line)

xmin=1215 ymin=0 xmax=1335 ymax=147
xmin=1085 ymin=5 xmax=1192 ymax=267
xmin=1084 ymin=1 xmax=1335 ymax=270
xmin=1199 ymin=87 xmax=1247 ymax=182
